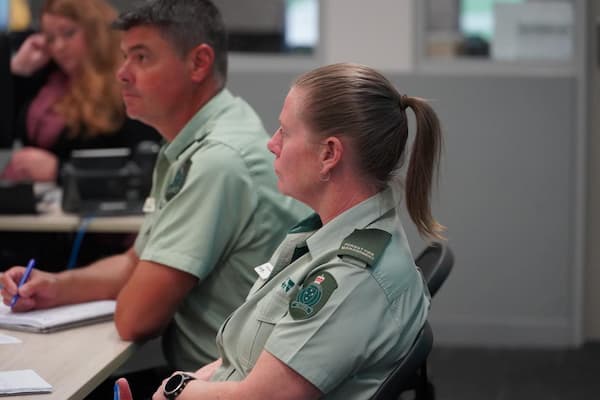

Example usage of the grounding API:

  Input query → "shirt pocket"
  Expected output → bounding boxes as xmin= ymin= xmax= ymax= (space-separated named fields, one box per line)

xmin=243 ymin=290 xmax=290 ymax=369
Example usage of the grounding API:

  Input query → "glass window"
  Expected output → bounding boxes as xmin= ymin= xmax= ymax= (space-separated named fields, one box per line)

xmin=27 ymin=0 xmax=320 ymax=55
xmin=215 ymin=0 xmax=319 ymax=55
xmin=0 ymin=0 xmax=9 ymax=32
xmin=284 ymin=0 xmax=318 ymax=53
xmin=424 ymin=0 xmax=575 ymax=62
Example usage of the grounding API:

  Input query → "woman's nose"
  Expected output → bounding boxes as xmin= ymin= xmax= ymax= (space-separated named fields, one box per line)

xmin=53 ymin=37 xmax=64 ymax=51
xmin=267 ymin=131 xmax=281 ymax=155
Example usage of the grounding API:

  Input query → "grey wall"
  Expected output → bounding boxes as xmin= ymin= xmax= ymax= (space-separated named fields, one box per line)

xmin=229 ymin=70 xmax=578 ymax=347
xmin=24 ymin=0 xmax=582 ymax=348
xmin=585 ymin=1 xmax=600 ymax=338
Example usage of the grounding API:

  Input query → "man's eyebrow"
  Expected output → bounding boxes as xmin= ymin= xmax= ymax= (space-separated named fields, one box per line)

xmin=123 ymin=44 xmax=150 ymax=53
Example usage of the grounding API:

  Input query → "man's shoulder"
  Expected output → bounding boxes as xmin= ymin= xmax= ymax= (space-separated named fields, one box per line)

xmin=196 ymin=112 xmax=272 ymax=170
xmin=205 ymin=91 xmax=268 ymax=136
xmin=212 ymin=111 xmax=267 ymax=140
xmin=188 ymin=141 xmax=246 ymax=173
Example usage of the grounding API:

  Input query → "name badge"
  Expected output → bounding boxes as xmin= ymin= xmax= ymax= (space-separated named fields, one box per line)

xmin=142 ymin=197 xmax=156 ymax=213
xmin=254 ymin=262 xmax=274 ymax=280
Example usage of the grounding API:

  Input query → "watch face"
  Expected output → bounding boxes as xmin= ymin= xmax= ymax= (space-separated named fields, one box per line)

xmin=165 ymin=374 xmax=184 ymax=393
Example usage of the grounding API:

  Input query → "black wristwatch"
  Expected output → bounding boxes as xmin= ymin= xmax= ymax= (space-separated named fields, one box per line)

xmin=163 ymin=372 xmax=196 ymax=399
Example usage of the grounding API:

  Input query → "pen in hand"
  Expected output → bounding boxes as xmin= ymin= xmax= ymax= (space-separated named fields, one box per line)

xmin=9 ymin=258 xmax=36 ymax=308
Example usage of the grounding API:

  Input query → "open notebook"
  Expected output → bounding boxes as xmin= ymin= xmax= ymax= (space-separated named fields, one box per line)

xmin=0 ymin=300 xmax=116 ymax=333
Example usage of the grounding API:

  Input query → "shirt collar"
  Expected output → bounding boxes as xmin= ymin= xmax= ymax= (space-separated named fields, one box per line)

xmin=163 ymin=89 xmax=235 ymax=162
xmin=288 ymin=213 xmax=323 ymax=233
xmin=305 ymin=187 xmax=397 ymax=256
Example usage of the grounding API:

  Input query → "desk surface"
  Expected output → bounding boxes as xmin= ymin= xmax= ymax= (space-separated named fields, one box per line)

xmin=0 ymin=213 xmax=144 ymax=233
xmin=1 ymin=322 xmax=137 ymax=400
xmin=0 ymin=184 xmax=145 ymax=233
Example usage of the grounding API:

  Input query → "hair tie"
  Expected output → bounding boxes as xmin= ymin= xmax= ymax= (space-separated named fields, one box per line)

xmin=399 ymin=94 xmax=409 ymax=111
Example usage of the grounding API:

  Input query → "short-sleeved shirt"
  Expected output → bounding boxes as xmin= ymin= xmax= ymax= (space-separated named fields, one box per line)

xmin=211 ymin=188 xmax=430 ymax=399
xmin=133 ymin=89 xmax=309 ymax=370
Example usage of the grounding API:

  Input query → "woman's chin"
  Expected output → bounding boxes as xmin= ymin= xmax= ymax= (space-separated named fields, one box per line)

xmin=58 ymin=61 xmax=81 ymax=77
xmin=276 ymin=181 xmax=286 ymax=194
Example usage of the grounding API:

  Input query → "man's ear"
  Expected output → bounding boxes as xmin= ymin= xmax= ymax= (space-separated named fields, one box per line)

xmin=320 ymin=136 xmax=343 ymax=176
xmin=188 ymin=44 xmax=214 ymax=83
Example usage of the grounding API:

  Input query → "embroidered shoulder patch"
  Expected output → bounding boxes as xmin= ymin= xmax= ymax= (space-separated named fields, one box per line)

xmin=289 ymin=271 xmax=337 ymax=320
xmin=337 ymin=229 xmax=391 ymax=268
xmin=165 ymin=158 xmax=192 ymax=201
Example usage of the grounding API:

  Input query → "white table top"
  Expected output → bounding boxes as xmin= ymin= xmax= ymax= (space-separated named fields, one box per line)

xmin=0 ymin=322 xmax=137 ymax=400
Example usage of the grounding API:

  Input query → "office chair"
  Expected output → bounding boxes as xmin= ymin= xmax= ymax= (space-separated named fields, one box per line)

xmin=371 ymin=322 xmax=434 ymax=400
xmin=415 ymin=242 xmax=454 ymax=297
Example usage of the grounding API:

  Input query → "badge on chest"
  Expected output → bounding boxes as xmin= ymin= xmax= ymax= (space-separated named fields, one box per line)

xmin=165 ymin=159 xmax=192 ymax=201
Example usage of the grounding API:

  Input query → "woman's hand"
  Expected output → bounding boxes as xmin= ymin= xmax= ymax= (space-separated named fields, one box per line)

xmin=152 ymin=372 xmax=177 ymax=400
xmin=195 ymin=359 xmax=222 ymax=381
xmin=10 ymin=33 xmax=51 ymax=76
xmin=152 ymin=370 xmax=202 ymax=400
xmin=1 ymin=147 xmax=58 ymax=182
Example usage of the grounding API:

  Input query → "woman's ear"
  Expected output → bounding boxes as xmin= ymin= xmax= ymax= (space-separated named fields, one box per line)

xmin=320 ymin=136 xmax=343 ymax=176
xmin=188 ymin=43 xmax=214 ymax=83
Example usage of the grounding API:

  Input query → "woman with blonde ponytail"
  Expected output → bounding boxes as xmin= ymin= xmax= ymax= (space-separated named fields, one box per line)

xmin=3 ymin=0 xmax=159 ymax=182
xmin=117 ymin=62 xmax=445 ymax=400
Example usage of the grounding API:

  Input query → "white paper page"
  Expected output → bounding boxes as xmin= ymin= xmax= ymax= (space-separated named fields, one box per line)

xmin=0 ymin=333 xmax=21 ymax=344
xmin=0 ymin=369 xmax=52 ymax=395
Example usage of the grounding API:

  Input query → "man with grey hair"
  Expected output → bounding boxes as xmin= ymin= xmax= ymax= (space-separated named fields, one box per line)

xmin=0 ymin=0 xmax=308 ymax=388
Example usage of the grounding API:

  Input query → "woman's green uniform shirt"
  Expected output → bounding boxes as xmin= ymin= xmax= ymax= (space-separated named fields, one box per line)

xmin=212 ymin=188 xmax=430 ymax=399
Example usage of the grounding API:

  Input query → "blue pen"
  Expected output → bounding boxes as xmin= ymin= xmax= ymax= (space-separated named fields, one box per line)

xmin=113 ymin=382 xmax=120 ymax=400
xmin=9 ymin=258 xmax=36 ymax=308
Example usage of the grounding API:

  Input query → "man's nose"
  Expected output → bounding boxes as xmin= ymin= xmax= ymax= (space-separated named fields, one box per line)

xmin=116 ymin=62 xmax=130 ymax=83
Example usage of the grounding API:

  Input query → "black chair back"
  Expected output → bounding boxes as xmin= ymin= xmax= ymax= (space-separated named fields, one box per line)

xmin=415 ymin=242 xmax=454 ymax=297
xmin=371 ymin=322 xmax=434 ymax=400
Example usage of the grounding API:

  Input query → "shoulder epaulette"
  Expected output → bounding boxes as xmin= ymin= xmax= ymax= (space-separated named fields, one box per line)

xmin=337 ymin=228 xmax=391 ymax=268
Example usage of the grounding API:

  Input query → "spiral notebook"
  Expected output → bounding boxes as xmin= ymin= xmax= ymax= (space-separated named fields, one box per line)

xmin=0 ymin=300 xmax=116 ymax=333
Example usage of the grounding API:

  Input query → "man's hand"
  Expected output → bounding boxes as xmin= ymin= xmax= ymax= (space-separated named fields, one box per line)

xmin=0 ymin=267 xmax=61 ymax=311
